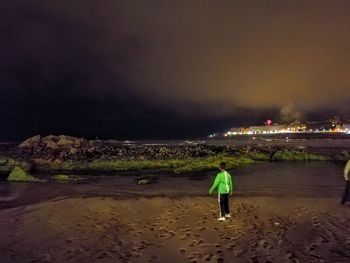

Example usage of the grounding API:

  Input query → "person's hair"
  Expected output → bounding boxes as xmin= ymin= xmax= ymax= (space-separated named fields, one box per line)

xmin=220 ymin=162 xmax=226 ymax=170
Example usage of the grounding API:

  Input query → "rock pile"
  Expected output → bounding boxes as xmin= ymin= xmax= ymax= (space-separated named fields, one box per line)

xmin=12 ymin=135 xmax=253 ymax=162
xmin=8 ymin=134 xmax=335 ymax=163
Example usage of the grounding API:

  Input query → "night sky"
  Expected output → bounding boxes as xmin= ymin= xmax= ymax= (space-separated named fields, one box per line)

xmin=1 ymin=1 xmax=350 ymax=140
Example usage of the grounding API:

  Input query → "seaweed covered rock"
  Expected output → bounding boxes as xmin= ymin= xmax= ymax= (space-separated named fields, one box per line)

xmin=7 ymin=166 xmax=42 ymax=182
xmin=271 ymin=150 xmax=328 ymax=161
xmin=51 ymin=174 xmax=82 ymax=181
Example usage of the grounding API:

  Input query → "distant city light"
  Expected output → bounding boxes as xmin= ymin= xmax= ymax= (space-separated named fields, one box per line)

xmin=215 ymin=119 xmax=350 ymax=138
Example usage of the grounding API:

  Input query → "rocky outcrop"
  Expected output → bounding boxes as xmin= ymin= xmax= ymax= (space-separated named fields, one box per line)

xmin=41 ymin=135 xmax=84 ymax=149
xmin=15 ymin=135 xmax=87 ymax=161
xmin=19 ymin=135 xmax=41 ymax=148
xmin=7 ymin=135 xmax=334 ymax=165
xmin=0 ymin=135 xmax=336 ymax=176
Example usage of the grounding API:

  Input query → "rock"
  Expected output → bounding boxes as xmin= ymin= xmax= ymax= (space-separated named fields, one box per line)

xmin=41 ymin=136 xmax=59 ymax=150
xmin=51 ymin=174 xmax=81 ymax=181
xmin=7 ymin=166 xmax=43 ymax=182
xmin=56 ymin=135 xmax=83 ymax=148
xmin=334 ymin=150 xmax=349 ymax=161
xmin=19 ymin=135 xmax=41 ymax=148
xmin=138 ymin=179 xmax=152 ymax=185
xmin=137 ymin=175 xmax=158 ymax=185
xmin=69 ymin=148 xmax=77 ymax=155
xmin=33 ymin=158 xmax=50 ymax=166
xmin=34 ymin=135 xmax=86 ymax=152
xmin=52 ymin=174 xmax=70 ymax=181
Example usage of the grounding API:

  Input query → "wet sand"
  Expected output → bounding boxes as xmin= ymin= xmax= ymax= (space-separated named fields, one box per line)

xmin=1 ymin=162 xmax=350 ymax=262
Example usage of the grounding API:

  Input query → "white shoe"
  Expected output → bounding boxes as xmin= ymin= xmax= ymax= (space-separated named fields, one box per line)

xmin=218 ymin=217 xmax=226 ymax=221
xmin=225 ymin=214 xmax=231 ymax=218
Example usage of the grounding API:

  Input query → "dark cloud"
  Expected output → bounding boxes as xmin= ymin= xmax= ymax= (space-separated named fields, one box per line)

xmin=1 ymin=1 xmax=350 ymax=140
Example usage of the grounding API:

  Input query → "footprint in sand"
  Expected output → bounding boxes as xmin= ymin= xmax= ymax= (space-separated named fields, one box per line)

xmin=148 ymin=255 xmax=159 ymax=263
xmin=233 ymin=248 xmax=244 ymax=257
xmin=65 ymin=238 xmax=74 ymax=244
xmin=250 ymin=241 xmax=259 ymax=249
xmin=189 ymin=239 xmax=204 ymax=247
xmin=258 ymin=239 xmax=268 ymax=248
xmin=224 ymin=236 xmax=232 ymax=241
xmin=187 ymin=251 xmax=204 ymax=262
xmin=198 ymin=243 xmax=212 ymax=248
xmin=117 ymin=240 xmax=125 ymax=246
xmin=195 ymin=226 xmax=206 ymax=231
xmin=226 ymin=243 xmax=234 ymax=250
xmin=312 ymin=221 xmax=321 ymax=227
xmin=157 ymin=232 xmax=172 ymax=240
xmin=315 ymin=235 xmax=329 ymax=244
xmin=179 ymin=248 xmax=186 ymax=255
xmin=179 ymin=234 xmax=190 ymax=240
xmin=306 ymin=243 xmax=317 ymax=252
xmin=286 ymin=252 xmax=299 ymax=263
xmin=204 ymin=253 xmax=213 ymax=261
xmin=138 ymin=240 xmax=153 ymax=249
xmin=211 ymin=255 xmax=224 ymax=263
xmin=131 ymin=251 xmax=142 ymax=258
xmin=216 ymin=248 xmax=224 ymax=255
xmin=345 ymin=237 xmax=350 ymax=247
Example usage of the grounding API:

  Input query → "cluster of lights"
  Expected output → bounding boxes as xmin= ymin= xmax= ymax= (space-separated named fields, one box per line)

xmin=223 ymin=125 xmax=350 ymax=137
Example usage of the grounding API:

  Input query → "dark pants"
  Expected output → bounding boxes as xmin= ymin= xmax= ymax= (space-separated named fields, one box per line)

xmin=341 ymin=181 xmax=349 ymax=204
xmin=219 ymin=193 xmax=230 ymax=217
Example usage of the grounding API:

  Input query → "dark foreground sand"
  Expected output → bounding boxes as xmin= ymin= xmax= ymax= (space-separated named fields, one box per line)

xmin=1 ymin=196 xmax=350 ymax=263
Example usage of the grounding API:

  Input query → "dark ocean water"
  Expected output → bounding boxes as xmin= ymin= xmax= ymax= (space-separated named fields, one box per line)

xmin=108 ymin=134 xmax=350 ymax=148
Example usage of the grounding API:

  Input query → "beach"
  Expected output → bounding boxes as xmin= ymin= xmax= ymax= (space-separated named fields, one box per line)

xmin=1 ymin=196 xmax=350 ymax=263
xmin=1 ymin=162 xmax=350 ymax=263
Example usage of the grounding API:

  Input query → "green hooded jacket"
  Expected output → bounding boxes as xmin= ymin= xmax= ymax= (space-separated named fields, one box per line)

xmin=209 ymin=170 xmax=233 ymax=194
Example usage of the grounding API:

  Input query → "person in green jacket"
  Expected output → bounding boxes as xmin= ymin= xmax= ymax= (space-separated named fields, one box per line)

xmin=209 ymin=162 xmax=233 ymax=221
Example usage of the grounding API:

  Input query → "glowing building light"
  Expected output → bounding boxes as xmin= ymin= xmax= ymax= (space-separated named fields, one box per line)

xmin=265 ymin=119 xmax=273 ymax=125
